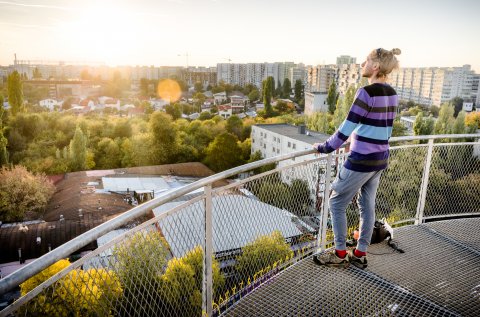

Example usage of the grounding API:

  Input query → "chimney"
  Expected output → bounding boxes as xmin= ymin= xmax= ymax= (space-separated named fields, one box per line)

xmin=298 ymin=125 xmax=306 ymax=135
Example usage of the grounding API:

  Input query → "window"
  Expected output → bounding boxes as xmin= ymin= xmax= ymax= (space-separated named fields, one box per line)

xmin=273 ymin=136 xmax=276 ymax=142
xmin=277 ymin=149 xmax=280 ymax=154
xmin=288 ymin=142 xmax=291 ymax=147
xmin=293 ymin=143 xmax=297 ymax=150
xmin=263 ymin=144 xmax=266 ymax=149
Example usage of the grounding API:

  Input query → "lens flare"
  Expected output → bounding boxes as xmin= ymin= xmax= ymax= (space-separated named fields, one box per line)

xmin=157 ymin=79 xmax=181 ymax=103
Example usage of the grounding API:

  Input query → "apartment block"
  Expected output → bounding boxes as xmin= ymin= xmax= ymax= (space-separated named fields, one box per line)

xmin=389 ymin=65 xmax=479 ymax=107
xmin=336 ymin=55 xmax=357 ymax=65
xmin=306 ymin=65 xmax=336 ymax=93
xmin=216 ymin=62 xmax=300 ymax=88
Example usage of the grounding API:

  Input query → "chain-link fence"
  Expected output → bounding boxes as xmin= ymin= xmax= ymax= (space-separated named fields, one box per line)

xmin=1 ymin=135 xmax=479 ymax=316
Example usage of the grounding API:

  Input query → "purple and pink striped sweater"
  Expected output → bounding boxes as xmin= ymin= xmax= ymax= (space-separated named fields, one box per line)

xmin=316 ymin=83 xmax=398 ymax=172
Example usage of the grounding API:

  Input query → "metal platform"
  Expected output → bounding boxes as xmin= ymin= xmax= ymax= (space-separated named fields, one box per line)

xmin=223 ymin=218 xmax=480 ymax=316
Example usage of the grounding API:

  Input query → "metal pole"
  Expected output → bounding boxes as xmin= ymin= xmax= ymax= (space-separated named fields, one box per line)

xmin=317 ymin=153 xmax=333 ymax=251
xmin=202 ymin=185 xmax=213 ymax=317
xmin=415 ymin=139 xmax=434 ymax=225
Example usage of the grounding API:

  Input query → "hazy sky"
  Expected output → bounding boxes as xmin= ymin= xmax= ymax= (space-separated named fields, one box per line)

xmin=1 ymin=0 xmax=479 ymax=71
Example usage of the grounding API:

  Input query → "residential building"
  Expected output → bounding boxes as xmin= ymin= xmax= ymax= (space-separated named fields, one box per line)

xmin=39 ymin=99 xmax=60 ymax=111
xmin=389 ymin=65 xmax=479 ymax=107
xmin=251 ymin=123 xmax=332 ymax=200
xmin=216 ymin=62 xmax=299 ymax=89
xmin=306 ymin=65 xmax=336 ymax=93
xmin=336 ymin=55 xmax=356 ymax=65
xmin=304 ymin=92 xmax=328 ymax=114
xmin=213 ymin=92 xmax=227 ymax=105
xmin=289 ymin=63 xmax=308 ymax=85
xmin=336 ymin=63 xmax=362 ymax=96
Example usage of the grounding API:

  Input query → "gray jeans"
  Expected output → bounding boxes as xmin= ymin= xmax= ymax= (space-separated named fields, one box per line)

xmin=329 ymin=167 xmax=383 ymax=252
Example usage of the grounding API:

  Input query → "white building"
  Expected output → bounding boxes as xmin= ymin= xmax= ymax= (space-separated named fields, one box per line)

xmin=304 ymin=92 xmax=328 ymax=114
xmin=251 ymin=123 xmax=332 ymax=197
xmin=213 ymin=92 xmax=227 ymax=105
xmin=389 ymin=65 xmax=480 ymax=107
xmin=336 ymin=55 xmax=357 ymax=65
xmin=251 ymin=124 xmax=329 ymax=161
xmin=39 ymin=99 xmax=59 ymax=111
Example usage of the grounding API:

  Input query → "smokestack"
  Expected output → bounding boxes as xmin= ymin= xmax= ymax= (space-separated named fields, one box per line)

xmin=298 ymin=125 xmax=306 ymax=135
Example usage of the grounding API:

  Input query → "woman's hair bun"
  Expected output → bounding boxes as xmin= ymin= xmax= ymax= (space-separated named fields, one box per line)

xmin=391 ymin=48 xmax=401 ymax=55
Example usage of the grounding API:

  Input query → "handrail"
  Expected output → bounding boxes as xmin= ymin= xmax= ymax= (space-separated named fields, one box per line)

xmin=0 ymin=133 xmax=478 ymax=295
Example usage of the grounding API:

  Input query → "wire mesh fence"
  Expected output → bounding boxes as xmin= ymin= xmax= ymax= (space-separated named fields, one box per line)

xmin=2 ymin=136 xmax=479 ymax=316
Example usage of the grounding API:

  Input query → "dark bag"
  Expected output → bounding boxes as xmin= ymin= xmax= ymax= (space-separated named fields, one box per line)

xmin=371 ymin=220 xmax=391 ymax=244
xmin=371 ymin=220 xmax=404 ymax=253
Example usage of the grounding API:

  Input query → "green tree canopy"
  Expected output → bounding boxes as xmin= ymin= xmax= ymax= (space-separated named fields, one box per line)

xmin=262 ymin=77 xmax=275 ymax=117
xmin=282 ymin=78 xmax=292 ymax=98
xmin=69 ymin=126 xmax=87 ymax=171
xmin=294 ymin=79 xmax=303 ymax=103
xmin=204 ymin=132 xmax=243 ymax=172
xmin=7 ymin=70 xmax=24 ymax=115
xmin=326 ymin=80 xmax=338 ymax=114
xmin=149 ymin=111 xmax=178 ymax=164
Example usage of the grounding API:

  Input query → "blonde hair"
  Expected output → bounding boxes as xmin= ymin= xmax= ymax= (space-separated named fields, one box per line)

xmin=370 ymin=48 xmax=401 ymax=78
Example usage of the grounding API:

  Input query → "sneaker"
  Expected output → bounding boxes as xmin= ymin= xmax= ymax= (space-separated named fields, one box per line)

xmin=348 ymin=249 xmax=367 ymax=269
xmin=313 ymin=250 xmax=349 ymax=268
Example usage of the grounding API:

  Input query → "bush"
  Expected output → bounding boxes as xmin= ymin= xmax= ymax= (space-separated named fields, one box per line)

xmin=0 ymin=165 xmax=55 ymax=222
xmin=20 ymin=259 xmax=122 ymax=316
xmin=235 ymin=231 xmax=293 ymax=281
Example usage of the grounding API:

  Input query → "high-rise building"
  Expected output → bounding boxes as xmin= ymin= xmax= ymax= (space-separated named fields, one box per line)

xmin=215 ymin=62 xmax=296 ymax=88
xmin=306 ymin=65 xmax=336 ymax=93
xmin=335 ymin=63 xmax=362 ymax=95
xmin=388 ymin=65 xmax=479 ymax=106
xmin=336 ymin=55 xmax=356 ymax=65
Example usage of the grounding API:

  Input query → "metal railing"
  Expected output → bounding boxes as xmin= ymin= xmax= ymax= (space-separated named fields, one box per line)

xmin=0 ymin=134 xmax=479 ymax=316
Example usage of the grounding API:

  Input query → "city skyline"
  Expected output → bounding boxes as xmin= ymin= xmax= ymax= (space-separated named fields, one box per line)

xmin=1 ymin=0 xmax=479 ymax=71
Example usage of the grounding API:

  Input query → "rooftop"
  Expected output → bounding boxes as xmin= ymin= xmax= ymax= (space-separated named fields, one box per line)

xmin=254 ymin=123 xmax=331 ymax=144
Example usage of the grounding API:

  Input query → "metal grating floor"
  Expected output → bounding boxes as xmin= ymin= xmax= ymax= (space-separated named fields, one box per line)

xmin=223 ymin=218 xmax=480 ymax=317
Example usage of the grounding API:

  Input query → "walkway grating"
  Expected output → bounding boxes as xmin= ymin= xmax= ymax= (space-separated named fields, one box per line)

xmin=223 ymin=218 xmax=480 ymax=316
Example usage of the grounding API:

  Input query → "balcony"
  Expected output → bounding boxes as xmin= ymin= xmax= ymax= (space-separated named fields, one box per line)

xmin=0 ymin=134 xmax=479 ymax=317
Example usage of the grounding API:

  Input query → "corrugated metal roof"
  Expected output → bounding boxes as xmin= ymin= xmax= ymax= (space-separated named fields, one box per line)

xmin=102 ymin=177 xmax=170 ymax=192
xmin=153 ymin=195 xmax=314 ymax=258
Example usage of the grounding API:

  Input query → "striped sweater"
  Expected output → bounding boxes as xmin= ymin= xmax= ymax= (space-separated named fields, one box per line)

xmin=317 ymin=83 xmax=398 ymax=172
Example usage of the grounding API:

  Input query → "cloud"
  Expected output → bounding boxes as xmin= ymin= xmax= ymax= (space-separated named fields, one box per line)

xmin=0 ymin=1 xmax=78 ymax=11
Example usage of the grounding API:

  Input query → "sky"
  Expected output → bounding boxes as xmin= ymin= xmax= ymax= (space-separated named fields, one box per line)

xmin=0 ymin=0 xmax=479 ymax=71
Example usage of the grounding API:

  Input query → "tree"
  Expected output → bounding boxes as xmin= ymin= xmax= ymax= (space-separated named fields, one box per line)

xmin=161 ymin=246 xmax=225 ymax=316
xmin=149 ymin=112 xmax=178 ymax=164
xmin=198 ymin=111 xmax=212 ymax=120
xmin=226 ymin=115 xmax=244 ymax=140
xmin=465 ymin=112 xmax=480 ymax=131
xmin=333 ymin=85 xmax=356 ymax=129
xmin=262 ymin=77 xmax=275 ymax=117
xmin=7 ymin=70 xmax=24 ymax=115
xmin=413 ymin=112 xmax=434 ymax=137
xmin=235 ymin=231 xmax=293 ymax=281
xmin=113 ymin=231 xmax=170 ymax=316
xmin=165 ymin=103 xmax=182 ymax=120
xmin=450 ymin=97 xmax=464 ymax=118
xmin=69 ymin=126 xmax=87 ymax=171
xmin=294 ymin=79 xmax=303 ymax=103
xmin=194 ymin=81 xmax=203 ymax=93
xmin=392 ymin=120 xmax=407 ymax=137
xmin=248 ymin=89 xmax=259 ymax=102
xmin=326 ymin=80 xmax=338 ymax=114
xmin=452 ymin=111 xmax=466 ymax=134
xmin=32 ymin=67 xmax=42 ymax=79
xmin=0 ymin=165 xmax=55 ymax=222
xmin=95 ymin=137 xmax=121 ymax=169
xmin=204 ymin=132 xmax=243 ymax=172
xmin=282 ymin=78 xmax=292 ymax=98
xmin=20 ymin=259 xmax=122 ymax=316
xmin=434 ymin=103 xmax=455 ymax=135
xmin=140 ymin=78 xmax=149 ymax=96
xmin=0 ymin=94 xmax=7 ymax=166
